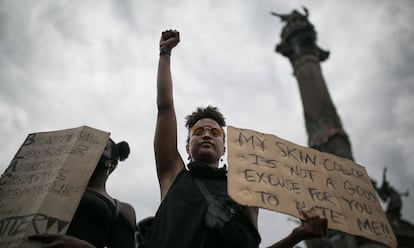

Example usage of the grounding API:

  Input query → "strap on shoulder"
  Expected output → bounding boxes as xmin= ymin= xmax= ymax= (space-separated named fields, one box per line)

xmin=112 ymin=199 xmax=120 ymax=225
xmin=104 ymin=199 xmax=120 ymax=246
xmin=194 ymin=178 xmax=212 ymax=199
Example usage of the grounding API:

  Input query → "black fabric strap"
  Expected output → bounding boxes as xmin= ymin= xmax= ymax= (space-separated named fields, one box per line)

xmin=194 ymin=178 xmax=212 ymax=200
xmin=105 ymin=199 xmax=120 ymax=245
xmin=112 ymin=199 xmax=120 ymax=225
xmin=193 ymin=178 xmax=211 ymax=247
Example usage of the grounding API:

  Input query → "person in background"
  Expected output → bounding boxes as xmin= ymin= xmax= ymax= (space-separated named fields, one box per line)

xmin=144 ymin=29 xmax=327 ymax=248
xmin=30 ymin=138 xmax=137 ymax=248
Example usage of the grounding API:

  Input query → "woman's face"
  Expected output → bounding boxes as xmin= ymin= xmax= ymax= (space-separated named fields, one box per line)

xmin=186 ymin=118 xmax=225 ymax=166
xmin=102 ymin=141 xmax=113 ymax=160
xmin=99 ymin=140 xmax=117 ymax=172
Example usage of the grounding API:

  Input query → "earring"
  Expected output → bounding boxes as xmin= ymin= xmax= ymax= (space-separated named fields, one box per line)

xmin=220 ymin=158 xmax=227 ymax=170
xmin=105 ymin=162 xmax=113 ymax=176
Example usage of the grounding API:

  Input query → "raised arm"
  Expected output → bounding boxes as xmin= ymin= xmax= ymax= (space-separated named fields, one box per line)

xmin=266 ymin=210 xmax=327 ymax=248
xmin=154 ymin=30 xmax=185 ymax=200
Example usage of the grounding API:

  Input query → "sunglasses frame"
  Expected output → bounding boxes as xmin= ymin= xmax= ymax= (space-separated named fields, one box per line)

xmin=191 ymin=125 xmax=223 ymax=137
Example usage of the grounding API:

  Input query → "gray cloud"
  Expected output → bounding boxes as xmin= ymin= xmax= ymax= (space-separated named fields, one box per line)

xmin=1 ymin=0 xmax=413 ymax=246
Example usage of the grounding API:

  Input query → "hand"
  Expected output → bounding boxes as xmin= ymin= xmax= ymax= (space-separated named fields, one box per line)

xmin=293 ymin=209 xmax=328 ymax=240
xmin=159 ymin=30 xmax=180 ymax=52
xmin=28 ymin=234 xmax=95 ymax=248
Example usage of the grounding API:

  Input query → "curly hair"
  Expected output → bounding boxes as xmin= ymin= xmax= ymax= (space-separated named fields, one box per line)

xmin=185 ymin=105 xmax=226 ymax=144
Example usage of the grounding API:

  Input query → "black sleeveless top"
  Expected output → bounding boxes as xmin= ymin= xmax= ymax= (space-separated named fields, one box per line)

xmin=145 ymin=162 xmax=261 ymax=248
xmin=66 ymin=189 xmax=136 ymax=248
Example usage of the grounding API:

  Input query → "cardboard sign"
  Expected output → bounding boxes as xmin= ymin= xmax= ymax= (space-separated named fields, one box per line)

xmin=227 ymin=126 xmax=397 ymax=248
xmin=0 ymin=126 xmax=110 ymax=248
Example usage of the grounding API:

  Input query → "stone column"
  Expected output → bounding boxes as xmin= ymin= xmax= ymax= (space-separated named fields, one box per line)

xmin=272 ymin=7 xmax=357 ymax=248
xmin=272 ymin=7 xmax=354 ymax=161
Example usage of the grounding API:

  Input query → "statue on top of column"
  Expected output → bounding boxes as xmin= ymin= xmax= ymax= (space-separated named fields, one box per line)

xmin=271 ymin=7 xmax=329 ymax=62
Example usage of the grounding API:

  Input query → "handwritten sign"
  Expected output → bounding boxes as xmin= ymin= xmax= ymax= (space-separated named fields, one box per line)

xmin=227 ymin=126 xmax=397 ymax=248
xmin=0 ymin=126 xmax=110 ymax=248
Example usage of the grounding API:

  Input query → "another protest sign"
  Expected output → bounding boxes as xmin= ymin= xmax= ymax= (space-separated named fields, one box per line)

xmin=0 ymin=126 xmax=109 ymax=248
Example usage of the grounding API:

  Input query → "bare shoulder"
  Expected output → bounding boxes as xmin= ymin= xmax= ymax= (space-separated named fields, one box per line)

xmin=118 ymin=201 xmax=137 ymax=226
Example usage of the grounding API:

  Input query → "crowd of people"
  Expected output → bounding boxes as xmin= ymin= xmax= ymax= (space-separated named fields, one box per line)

xmin=27 ymin=30 xmax=327 ymax=248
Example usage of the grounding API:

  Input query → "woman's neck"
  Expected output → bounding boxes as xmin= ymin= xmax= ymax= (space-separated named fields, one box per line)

xmin=87 ymin=173 xmax=107 ymax=194
xmin=193 ymin=160 xmax=219 ymax=168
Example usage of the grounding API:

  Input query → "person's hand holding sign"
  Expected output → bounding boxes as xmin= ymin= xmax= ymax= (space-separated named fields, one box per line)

xmin=294 ymin=209 xmax=328 ymax=240
xmin=267 ymin=209 xmax=327 ymax=248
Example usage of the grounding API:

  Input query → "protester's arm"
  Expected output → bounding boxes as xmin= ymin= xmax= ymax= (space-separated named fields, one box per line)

xmin=266 ymin=210 xmax=328 ymax=248
xmin=154 ymin=30 xmax=185 ymax=200
xmin=29 ymin=234 xmax=95 ymax=248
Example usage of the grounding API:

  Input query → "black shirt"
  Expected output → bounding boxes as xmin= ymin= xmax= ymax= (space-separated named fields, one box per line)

xmin=67 ymin=189 xmax=136 ymax=248
xmin=146 ymin=162 xmax=260 ymax=248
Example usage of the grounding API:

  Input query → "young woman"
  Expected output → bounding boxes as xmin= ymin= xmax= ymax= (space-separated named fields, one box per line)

xmin=30 ymin=138 xmax=137 ymax=248
xmin=145 ymin=30 xmax=327 ymax=248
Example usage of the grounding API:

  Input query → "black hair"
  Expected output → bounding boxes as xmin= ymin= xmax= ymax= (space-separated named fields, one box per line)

xmin=116 ymin=141 xmax=130 ymax=161
xmin=105 ymin=139 xmax=130 ymax=175
xmin=185 ymin=105 xmax=226 ymax=128
xmin=185 ymin=105 xmax=226 ymax=144
xmin=109 ymin=139 xmax=130 ymax=163
xmin=94 ymin=139 xmax=130 ymax=177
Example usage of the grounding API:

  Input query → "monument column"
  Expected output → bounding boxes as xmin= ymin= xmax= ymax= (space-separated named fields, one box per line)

xmin=272 ymin=8 xmax=358 ymax=248
xmin=272 ymin=8 xmax=353 ymax=160
xmin=272 ymin=8 xmax=414 ymax=247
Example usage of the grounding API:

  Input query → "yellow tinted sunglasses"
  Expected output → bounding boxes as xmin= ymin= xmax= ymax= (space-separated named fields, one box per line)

xmin=191 ymin=125 xmax=223 ymax=137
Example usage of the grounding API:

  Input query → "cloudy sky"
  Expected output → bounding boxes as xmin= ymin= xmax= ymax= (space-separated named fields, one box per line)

xmin=1 ymin=0 xmax=413 ymax=246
